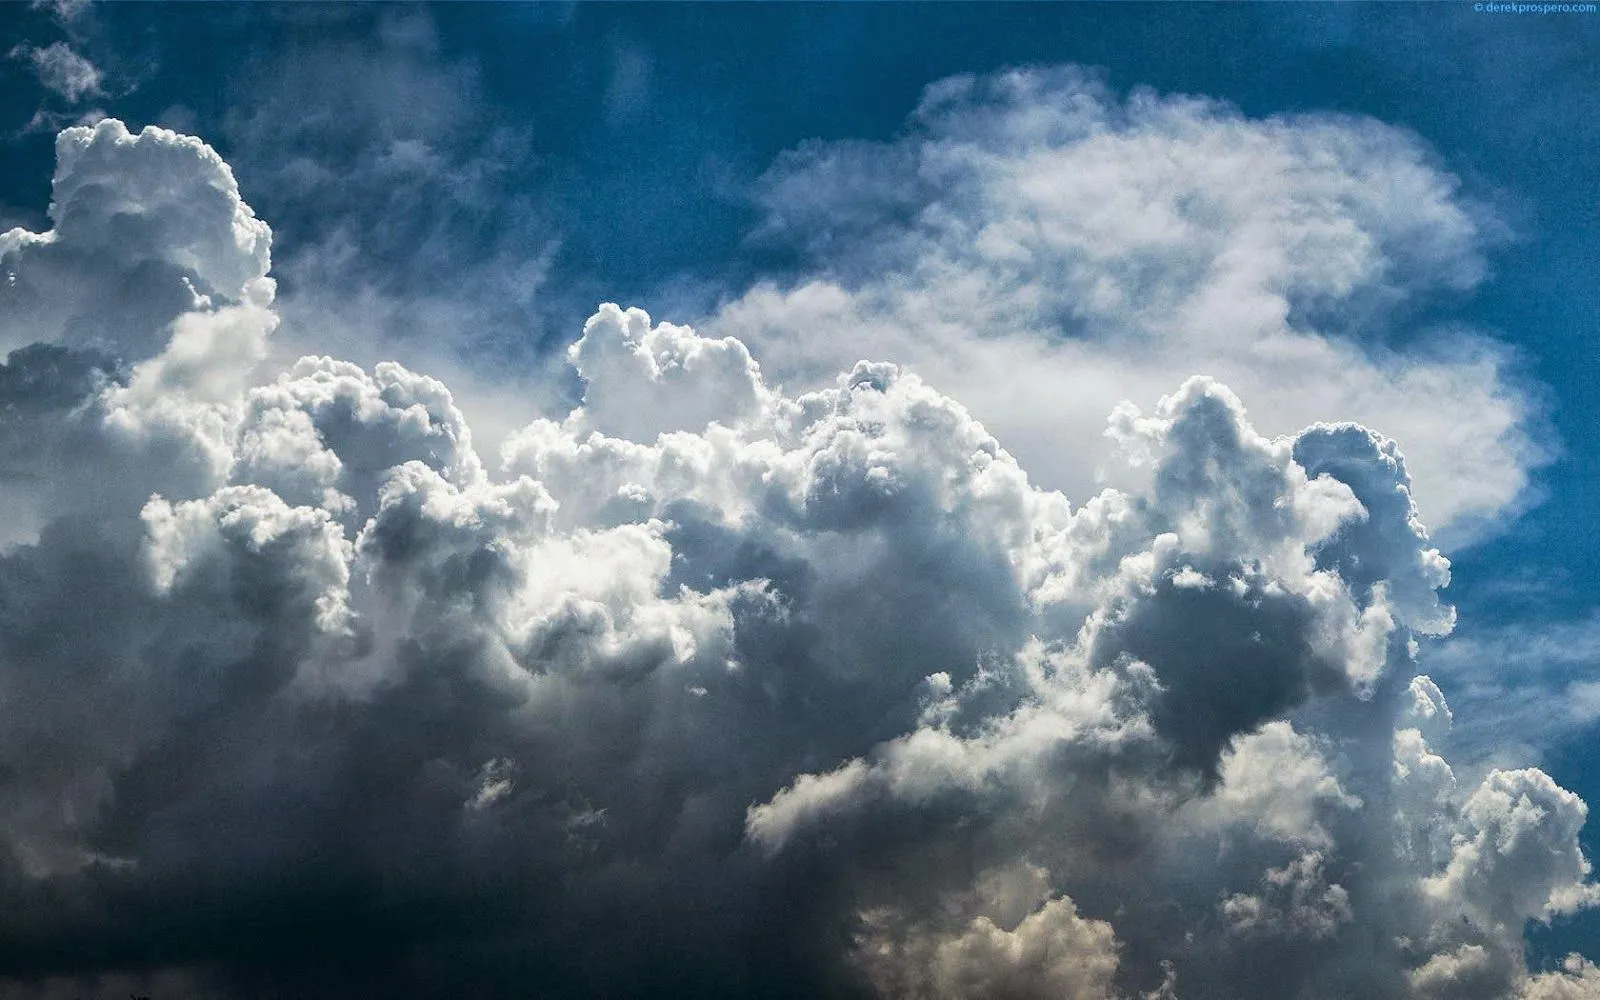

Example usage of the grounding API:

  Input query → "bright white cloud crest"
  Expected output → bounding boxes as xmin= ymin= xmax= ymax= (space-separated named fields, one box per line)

xmin=0 ymin=100 xmax=1591 ymax=999
xmin=710 ymin=66 xmax=1542 ymax=547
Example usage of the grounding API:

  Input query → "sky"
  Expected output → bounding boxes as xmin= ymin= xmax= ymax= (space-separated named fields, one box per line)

xmin=0 ymin=2 xmax=1598 ymax=998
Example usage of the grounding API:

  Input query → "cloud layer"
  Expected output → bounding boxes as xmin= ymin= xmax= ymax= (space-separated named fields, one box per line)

xmin=0 ymin=109 xmax=1593 ymax=999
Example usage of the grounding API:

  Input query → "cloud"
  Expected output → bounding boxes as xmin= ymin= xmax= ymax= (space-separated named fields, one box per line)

xmin=28 ymin=0 xmax=93 ymax=23
xmin=0 ymin=119 xmax=274 ymax=544
xmin=1416 ymin=614 xmax=1600 ymax=770
xmin=1188 ymin=721 xmax=1362 ymax=850
xmin=0 ymin=118 xmax=272 ymax=360
xmin=707 ymin=65 xmax=1546 ymax=547
xmin=200 ymin=9 xmax=567 ymax=483
xmin=217 ymin=9 xmax=558 ymax=395
xmin=1221 ymin=851 xmax=1352 ymax=941
xmin=1522 ymin=955 xmax=1600 ymax=1000
xmin=0 ymin=114 xmax=1593 ymax=1000
xmin=9 ymin=42 xmax=103 ymax=103
xmin=853 ymin=867 xmax=1124 ymax=1000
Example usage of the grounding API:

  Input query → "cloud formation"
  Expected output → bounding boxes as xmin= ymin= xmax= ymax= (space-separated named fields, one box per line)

xmin=218 ymin=12 xmax=556 ymax=377
xmin=0 ymin=109 xmax=1593 ymax=1000
xmin=708 ymin=66 xmax=1544 ymax=547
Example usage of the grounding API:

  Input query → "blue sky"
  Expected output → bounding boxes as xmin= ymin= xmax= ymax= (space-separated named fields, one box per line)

xmin=1 ymin=3 xmax=1598 ymax=997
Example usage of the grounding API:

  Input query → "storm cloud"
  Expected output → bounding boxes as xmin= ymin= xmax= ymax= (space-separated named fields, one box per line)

xmin=0 ymin=102 xmax=1593 ymax=1000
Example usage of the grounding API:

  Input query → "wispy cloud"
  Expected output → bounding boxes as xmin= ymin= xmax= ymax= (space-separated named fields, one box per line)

xmin=9 ymin=41 xmax=103 ymax=103
xmin=28 ymin=0 xmax=93 ymax=23
xmin=1421 ymin=614 xmax=1600 ymax=769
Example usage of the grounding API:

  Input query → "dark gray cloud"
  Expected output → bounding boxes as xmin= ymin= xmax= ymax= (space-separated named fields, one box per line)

xmin=0 ymin=90 xmax=1595 ymax=1000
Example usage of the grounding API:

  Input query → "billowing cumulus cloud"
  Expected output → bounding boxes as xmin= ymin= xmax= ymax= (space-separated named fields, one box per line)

xmin=707 ymin=66 xmax=1544 ymax=547
xmin=0 ymin=118 xmax=272 ymax=361
xmin=0 ymin=107 xmax=1592 ymax=1000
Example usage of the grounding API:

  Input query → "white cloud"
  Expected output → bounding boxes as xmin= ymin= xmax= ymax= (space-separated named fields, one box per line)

xmin=1 ymin=118 xmax=272 ymax=359
xmin=1424 ymin=768 xmax=1598 ymax=922
xmin=566 ymin=303 xmax=767 ymax=441
xmin=1221 ymin=851 xmax=1352 ymax=941
xmin=10 ymin=42 xmax=103 ymax=103
xmin=1189 ymin=721 xmax=1361 ymax=849
xmin=1522 ymin=955 xmax=1600 ymax=1000
xmin=854 ymin=870 xmax=1124 ymax=1000
xmin=708 ymin=66 xmax=1545 ymax=547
